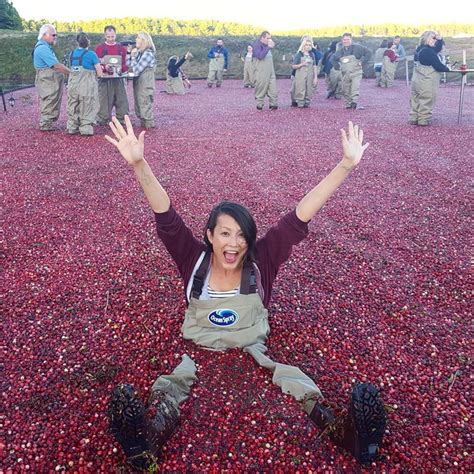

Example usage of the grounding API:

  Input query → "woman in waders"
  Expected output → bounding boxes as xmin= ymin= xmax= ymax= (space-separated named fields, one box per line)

xmin=105 ymin=116 xmax=387 ymax=469
xmin=126 ymin=32 xmax=156 ymax=129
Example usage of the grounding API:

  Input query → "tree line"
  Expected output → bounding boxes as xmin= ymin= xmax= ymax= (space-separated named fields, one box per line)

xmin=0 ymin=4 xmax=471 ymax=37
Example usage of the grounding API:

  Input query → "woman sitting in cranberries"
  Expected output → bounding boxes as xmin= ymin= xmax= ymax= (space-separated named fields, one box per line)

xmin=105 ymin=115 xmax=387 ymax=469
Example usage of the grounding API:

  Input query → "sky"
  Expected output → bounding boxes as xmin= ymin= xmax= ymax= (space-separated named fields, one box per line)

xmin=13 ymin=0 xmax=474 ymax=31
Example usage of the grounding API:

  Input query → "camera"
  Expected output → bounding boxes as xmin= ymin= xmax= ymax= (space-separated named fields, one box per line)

xmin=121 ymin=40 xmax=136 ymax=48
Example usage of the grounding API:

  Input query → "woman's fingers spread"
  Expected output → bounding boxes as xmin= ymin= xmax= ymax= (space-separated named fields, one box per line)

xmin=104 ymin=134 xmax=118 ymax=146
xmin=124 ymin=115 xmax=135 ymax=138
xmin=347 ymin=121 xmax=354 ymax=138
xmin=109 ymin=120 xmax=122 ymax=141
xmin=112 ymin=116 xmax=127 ymax=138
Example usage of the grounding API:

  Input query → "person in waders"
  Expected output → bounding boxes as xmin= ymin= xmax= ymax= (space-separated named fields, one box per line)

xmin=32 ymin=24 xmax=70 ymax=131
xmin=104 ymin=116 xmax=387 ymax=469
xmin=242 ymin=45 xmax=256 ymax=88
xmin=165 ymin=52 xmax=193 ymax=95
xmin=373 ymin=39 xmax=388 ymax=88
xmin=252 ymin=31 xmax=279 ymax=110
xmin=66 ymin=32 xmax=103 ymax=136
xmin=409 ymin=31 xmax=450 ymax=126
xmin=380 ymin=41 xmax=398 ymax=88
xmin=126 ymin=32 xmax=157 ymax=129
xmin=207 ymin=38 xmax=228 ymax=88
xmin=95 ymin=25 xmax=129 ymax=125
xmin=322 ymin=40 xmax=343 ymax=99
xmin=292 ymin=37 xmax=318 ymax=108
xmin=331 ymin=33 xmax=371 ymax=109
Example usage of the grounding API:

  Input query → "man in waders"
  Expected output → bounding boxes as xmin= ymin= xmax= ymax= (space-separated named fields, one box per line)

xmin=252 ymin=31 xmax=278 ymax=110
xmin=331 ymin=33 xmax=371 ymax=109
xmin=207 ymin=38 xmax=228 ymax=88
xmin=95 ymin=25 xmax=129 ymax=124
xmin=32 ymin=24 xmax=70 ymax=131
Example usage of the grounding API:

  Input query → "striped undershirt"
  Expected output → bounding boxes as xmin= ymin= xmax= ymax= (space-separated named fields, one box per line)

xmin=207 ymin=285 xmax=239 ymax=299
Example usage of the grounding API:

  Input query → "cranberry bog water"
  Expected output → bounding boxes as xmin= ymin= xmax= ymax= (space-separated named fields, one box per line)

xmin=1 ymin=79 xmax=472 ymax=472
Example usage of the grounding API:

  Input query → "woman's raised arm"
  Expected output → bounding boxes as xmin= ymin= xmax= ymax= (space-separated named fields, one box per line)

xmin=296 ymin=121 xmax=369 ymax=222
xmin=105 ymin=115 xmax=170 ymax=213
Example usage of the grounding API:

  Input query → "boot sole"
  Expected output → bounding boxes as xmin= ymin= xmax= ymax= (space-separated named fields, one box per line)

xmin=351 ymin=383 xmax=386 ymax=463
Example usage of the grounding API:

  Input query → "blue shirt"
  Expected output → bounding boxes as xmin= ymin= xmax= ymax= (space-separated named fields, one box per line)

xmin=207 ymin=45 xmax=229 ymax=69
xmin=70 ymin=48 xmax=99 ymax=70
xmin=33 ymin=40 xmax=59 ymax=68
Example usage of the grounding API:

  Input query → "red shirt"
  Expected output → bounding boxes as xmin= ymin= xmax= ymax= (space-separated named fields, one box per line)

xmin=95 ymin=42 xmax=128 ymax=73
xmin=383 ymin=49 xmax=398 ymax=63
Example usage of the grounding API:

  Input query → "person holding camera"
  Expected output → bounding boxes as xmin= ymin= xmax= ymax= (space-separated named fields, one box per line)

xmin=66 ymin=32 xmax=103 ymax=136
xmin=165 ymin=52 xmax=193 ymax=95
xmin=95 ymin=25 xmax=130 ymax=125
xmin=252 ymin=31 xmax=278 ymax=110
xmin=32 ymin=24 xmax=70 ymax=131
xmin=126 ymin=32 xmax=157 ymax=129
xmin=409 ymin=31 xmax=450 ymax=126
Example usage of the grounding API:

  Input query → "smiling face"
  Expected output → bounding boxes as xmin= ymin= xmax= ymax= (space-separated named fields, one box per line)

xmin=207 ymin=214 xmax=248 ymax=270
xmin=104 ymin=28 xmax=116 ymax=45
xmin=342 ymin=35 xmax=352 ymax=48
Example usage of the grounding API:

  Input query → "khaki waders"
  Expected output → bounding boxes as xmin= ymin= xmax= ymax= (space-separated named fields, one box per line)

xmin=254 ymin=53 xmax=278 ymax=108
xmin=340 ymin=55 xmax=363 ymax=107
xmin=133 ymin=67 xmax=156 ymax=128
xmin=150 ymin=292 xmax=323 ymax=416
xmin=409 ymin=63 xmax=441 ymax=125
xmin=66 ymin=68 xmax=99 ymax=135
xmin=327 ymin=68 xmax=342 ymax=98
xmin=207 ymin=56 xmax=225 ymax=87
xmin=294 ymin=57 xmax=315 ymax=107
xmin=165 ymin=72 xmax=185 ymax=95
xmin=381 ymin=56 xmax=397 ymax=88
xmin=243 ymin=57 xmax=256 ymax=87
xmin=97 ymin=77 xmax=129 ymax=124
xmin=35 ymin=68 xmax=65 ymax=130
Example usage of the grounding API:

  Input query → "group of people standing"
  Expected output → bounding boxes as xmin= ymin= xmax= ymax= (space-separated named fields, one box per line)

xmin=33 ymin=24 xmax=157 ymax=135
xmin=32 ymin=25 xmax=455 ymax=133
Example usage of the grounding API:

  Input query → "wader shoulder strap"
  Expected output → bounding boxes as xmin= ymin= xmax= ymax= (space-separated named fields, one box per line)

xmin=191 ymin=251 xmax=212 ymax=300
xmin=70 ymin=49 xmax=88 ymax=66
xmin=240 ymin=261 xmax=257 ymax=295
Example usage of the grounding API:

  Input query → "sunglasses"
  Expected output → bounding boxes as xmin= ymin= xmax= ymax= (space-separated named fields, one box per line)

xmin=51 ymin=33 xmax=57 ymax=37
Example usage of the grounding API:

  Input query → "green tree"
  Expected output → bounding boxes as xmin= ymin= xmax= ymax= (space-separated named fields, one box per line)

xmin=0 ymin=0 xmax=23 ymax=30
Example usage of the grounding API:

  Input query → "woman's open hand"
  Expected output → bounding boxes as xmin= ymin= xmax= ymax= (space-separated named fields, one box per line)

xmin=105 ymin=115 xmax=145 ymax=166
xmin=340 ymin=121 xmax=369 ymax=169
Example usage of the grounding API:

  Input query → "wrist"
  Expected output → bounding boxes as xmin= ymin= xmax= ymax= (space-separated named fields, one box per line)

xmin=338 ymin=158 xmax=355 ymax=172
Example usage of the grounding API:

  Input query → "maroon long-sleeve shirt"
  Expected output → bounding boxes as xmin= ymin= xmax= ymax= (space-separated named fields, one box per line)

xmin=154 ymin=206 xmax=309 ymax=308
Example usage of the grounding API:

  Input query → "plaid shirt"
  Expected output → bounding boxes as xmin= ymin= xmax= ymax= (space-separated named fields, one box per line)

xmin=127 ymin=48 xmax=156 ymax=75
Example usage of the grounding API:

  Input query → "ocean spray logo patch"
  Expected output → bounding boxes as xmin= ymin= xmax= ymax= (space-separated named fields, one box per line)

xmin=207 ymin=308 xmax=240 ymax=327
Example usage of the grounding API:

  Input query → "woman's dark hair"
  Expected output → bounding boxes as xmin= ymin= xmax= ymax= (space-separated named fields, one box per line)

xmin=204 ymin=201 xmax=257 ymax=262
xmin=387 ymin=41 xmax=394 ymax=49
xmin=77 ymin=32 xmax=90 ymax=48
xmin=380 ymin=39 xmax=389 ymax=48
xmin=329 ymin=40 xmax=338 ymax=52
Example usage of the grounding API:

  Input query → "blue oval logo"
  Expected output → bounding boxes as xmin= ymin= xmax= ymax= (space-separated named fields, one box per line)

xmin=208 ymin=308 xmax=240 ymax=327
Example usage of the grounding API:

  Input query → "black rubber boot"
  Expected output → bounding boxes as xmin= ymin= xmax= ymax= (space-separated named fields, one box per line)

xmin=108 ymin=384 xmax=155 ymax=469
xmin=330 ymin=383 xmax=386 ymax=464
xmin=146 ymin=390 xmax=180 ymax=454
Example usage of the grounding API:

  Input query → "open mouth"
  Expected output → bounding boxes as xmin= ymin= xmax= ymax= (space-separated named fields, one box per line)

xmin=223 ymin=251 xmax=238 ymax=264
